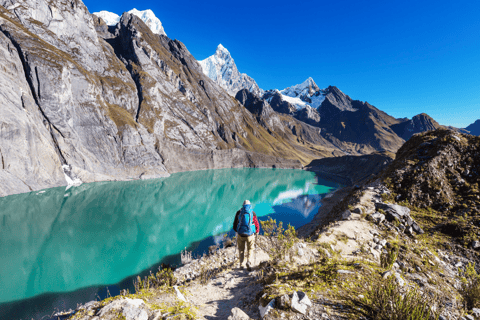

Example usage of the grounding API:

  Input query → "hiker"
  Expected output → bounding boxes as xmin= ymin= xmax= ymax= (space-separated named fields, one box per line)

xmin=233 ymin=200 xmax=260 ymax=271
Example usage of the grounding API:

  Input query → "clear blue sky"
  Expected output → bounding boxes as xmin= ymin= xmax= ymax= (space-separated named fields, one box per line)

xmin=83 ymin=0 xmax=480 ymax=128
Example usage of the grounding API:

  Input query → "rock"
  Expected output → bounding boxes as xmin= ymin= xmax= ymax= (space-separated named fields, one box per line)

xmin=472 ymin=308 xmax=480 ymax=318
xmin=291 ymin=291 xmax=312 ymax=315
xmin=352 ymin=207 xmax=362 ymax=214
xmin=371 ymin=212 xmax=386 ymax=224
xmin=379 ymin=239 xmax=387 ymax=247
xmin=472 ymin=241 xmax=480 ymax=250
xmin=322 ymin=248 xmax=331 ymax=258
xmin=375 ymin=245 xmax=383 ymax=251
xmin=297 ymin=247 xmax=304 ymax=256
xmin=98 ymin=298 xmax=149 ymax=320
xmin=373 ymin=236 xmax=380 ymax=243
xmin=228 ymin=307 xmax=251 ymax=320
xmin=394 ymin=273 xmax=405 ymax=286
xmin=464 ymin=315 xmax=475 ymax=320
xmin=341 ymin=210 xmax=352 ymax=220
xmin=376 ymin=202 xmax=410 ymax=217
xmin=174 ymin=285 xmax=187 ymax=302
xmin=337 ymin=270 xmax=354 ymax=274
xmin=382 ymin=270 xmax=393 ymax=279
xmin=259 ymin=299 xmax=275 ymax=318
xmin=412 ymin=222 xmax=425 ymax=234
xmin=278 ymin=294 xmax=291 ymax=310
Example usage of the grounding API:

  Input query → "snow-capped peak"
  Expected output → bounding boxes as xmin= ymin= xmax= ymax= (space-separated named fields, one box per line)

xmin=265 ymin=77 xmax=326 ymax=110
xmin=93 ymin=10 xmax=120 ymax=26
xmin=92 ymin=8 xmax=166 ymax=36
xmin=198 ymin=44 xmax=263 ymax=97
xmin=281 ymin=77 xmax=320 ymax=98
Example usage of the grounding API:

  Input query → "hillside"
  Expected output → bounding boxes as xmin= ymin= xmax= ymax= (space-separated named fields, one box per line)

xmin=56 ymin=128 xmax=480 ymax=320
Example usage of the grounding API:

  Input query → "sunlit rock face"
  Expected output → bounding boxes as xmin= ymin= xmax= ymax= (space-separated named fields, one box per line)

xmin=0 ymin=0 xmax=308 ymax=197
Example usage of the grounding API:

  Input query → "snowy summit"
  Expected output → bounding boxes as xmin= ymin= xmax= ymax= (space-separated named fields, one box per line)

xmin=262 ymin=77 xmax=327 ymax=111
xmin=93 ymin=8 xmax=166 ymax=36
xmin=198 ymin=44 xmax=263 ymax=97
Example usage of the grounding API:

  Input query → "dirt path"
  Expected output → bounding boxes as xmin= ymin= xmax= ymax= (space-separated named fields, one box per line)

xmin=185 ymin=248 xmax=270 ymax=319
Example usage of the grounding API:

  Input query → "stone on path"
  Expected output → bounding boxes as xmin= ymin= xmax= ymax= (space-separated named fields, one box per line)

xmin=228 ymin=307 xmax=251 ymax=320
xmin=291 ymin=291 xmax=312 ymax=315
xmin=259 ymin=298 xmax=275 ymax=318
xmin=174 ymin=285 xmax=187 ymax=302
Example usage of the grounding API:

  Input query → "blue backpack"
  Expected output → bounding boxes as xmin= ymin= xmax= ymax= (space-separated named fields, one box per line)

xmin=237 ymin=204 xmax=256 ymax=236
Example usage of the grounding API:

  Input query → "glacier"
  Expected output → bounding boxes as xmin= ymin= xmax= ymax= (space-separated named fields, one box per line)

xmin=93 ymin=8 xmax=166 ymax=36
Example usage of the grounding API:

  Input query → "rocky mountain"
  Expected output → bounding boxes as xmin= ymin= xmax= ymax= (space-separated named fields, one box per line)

xmin=390 ymin=113 xmax=443 ymax=140
xmin=93 ymin=8 xmax=166 ymax=35
xmin=0 ymin=0 xmax=360 ymax=197
xmin=466 ymin=119 xmax=480 ymax=136
xmin=198 ymin=44 xmax=263 ymax=97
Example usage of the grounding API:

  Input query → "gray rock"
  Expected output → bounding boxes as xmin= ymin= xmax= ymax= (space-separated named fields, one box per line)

xmin=228 ymin=307 xmax=251 ymax=320
xmin=379 ymin=239 xmax=387 ymax=247
xmin=412 ymin=222 xmax=425 ymax=234
xmin=291 ymin=291 xmax=312 ymax=315
xmin=259 ymin=298 xmax=275 ymax=318
xmin=371 ymin=212 xmax=386 ymax=224
xmin=98 ymin=298 xmax=149 ymax=320
xmin=472 ymin=241 xmax=480 ymax=249
xmin=352 ymin=207 xmax=362 ymax=214
xmin=472 ymin=308 xmax=480 ymax=318
xmin=341 ymin=210 xmax=352 ymax=220
xmin=375 ymin=202 xmax=410 ymax=222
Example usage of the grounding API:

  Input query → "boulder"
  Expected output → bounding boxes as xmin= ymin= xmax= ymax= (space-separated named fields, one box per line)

xmin=341 ymin=210 xmax=352 ymax=220
xmin=228 ymin=307 xmax=251 ymax=320
xmin=291 ymin=291 xmax=312 ymax=315
xmin=375 ymin=203 xmax=410 ymax=221
xmin=98 ymin=298 xmax=149 ymax=320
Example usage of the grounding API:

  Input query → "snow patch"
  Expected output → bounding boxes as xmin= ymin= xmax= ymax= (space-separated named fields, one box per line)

xmin=93 ymin=8 xmax=166 ymax=36
xmin=62 ymin=165 xmax=82 ymax=190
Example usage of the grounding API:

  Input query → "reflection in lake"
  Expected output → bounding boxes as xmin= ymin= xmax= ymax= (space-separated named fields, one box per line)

xmin=0 ymin=168 xmax=339 ymax=319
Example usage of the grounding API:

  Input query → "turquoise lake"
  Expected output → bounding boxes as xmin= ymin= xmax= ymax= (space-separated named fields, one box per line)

xmin=0 ymin=168 xmax=339 ymax=319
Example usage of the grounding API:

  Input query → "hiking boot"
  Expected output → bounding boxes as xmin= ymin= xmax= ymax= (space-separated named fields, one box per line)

xmin=246 ymin=262 xmax=252 ymax=272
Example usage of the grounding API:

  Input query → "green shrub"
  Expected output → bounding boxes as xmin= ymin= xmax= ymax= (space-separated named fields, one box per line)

xmin=459 ymin=263 xmax=480 ymax=309
xmin=134 ymin=268 xmax=176 ymax=292
xmin=258 ymin=218 xmax=297 ymax=263
xmin=343 ymin=275 xmax=440 ymax=320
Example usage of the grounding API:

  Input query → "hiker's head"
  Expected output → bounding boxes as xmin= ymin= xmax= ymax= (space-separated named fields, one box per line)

xmin=243 ymin=200 xmax=251 ymax=206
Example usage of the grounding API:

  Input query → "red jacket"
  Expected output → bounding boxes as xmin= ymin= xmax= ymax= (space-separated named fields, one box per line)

xmin=233 ymin=209 xmax=260 ymax=234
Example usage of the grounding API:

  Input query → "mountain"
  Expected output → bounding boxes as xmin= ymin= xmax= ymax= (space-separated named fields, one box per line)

xmin=0 ymin=0 xmax=357 ymax=197
xmin=93 ymin=8 xmax=166 ymax=36
xmin=198 ymin=44 xmax=263 ymax=97
xmin=390 ymin=113 xmax=443 ymax=140
xmin=465 ymin=119 xmax=480 ymax=136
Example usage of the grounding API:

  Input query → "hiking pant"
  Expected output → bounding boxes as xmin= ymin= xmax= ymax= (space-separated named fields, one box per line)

xmin=237 ymin=234 xmax=255 ymax=267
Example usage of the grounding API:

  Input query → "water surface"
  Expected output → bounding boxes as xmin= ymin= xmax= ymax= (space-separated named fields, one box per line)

xmin=0 ymin=168 xmax=338 ymax=318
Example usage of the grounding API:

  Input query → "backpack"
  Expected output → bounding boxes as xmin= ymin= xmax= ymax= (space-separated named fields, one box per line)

xmin=237 ymin=204 xmax=255 ymax=236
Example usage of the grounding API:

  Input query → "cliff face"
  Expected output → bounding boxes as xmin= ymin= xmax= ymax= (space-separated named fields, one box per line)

xmin=0 ymin=0 xmax=340 ymax=197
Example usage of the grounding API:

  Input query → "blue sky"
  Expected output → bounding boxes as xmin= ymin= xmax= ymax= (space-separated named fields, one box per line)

xmin=84 ymin=0 xmax=480 ymax=128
